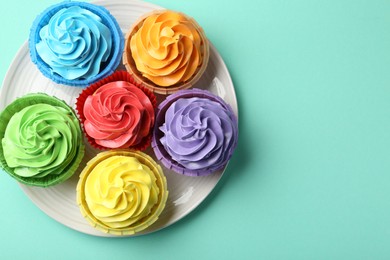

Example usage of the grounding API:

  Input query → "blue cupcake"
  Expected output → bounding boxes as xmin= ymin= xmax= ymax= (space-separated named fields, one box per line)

xmin=29 ymin=1 xmax=124 ymax=87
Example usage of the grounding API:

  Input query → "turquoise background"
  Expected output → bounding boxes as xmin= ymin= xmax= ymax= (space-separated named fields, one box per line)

xmin=1 ymin=0 xmax=390 ymax=259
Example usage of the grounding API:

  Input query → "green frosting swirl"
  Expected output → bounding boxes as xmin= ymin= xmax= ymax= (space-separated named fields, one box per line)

xmin=2 ymin=103 xmax=81 ymax=178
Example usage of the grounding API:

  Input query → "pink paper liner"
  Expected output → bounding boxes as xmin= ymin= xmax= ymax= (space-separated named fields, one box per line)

xmin=76 ymin=70 xmax=157 ymax=151
xmin=152 ymin=88 xmax=239 ymax=176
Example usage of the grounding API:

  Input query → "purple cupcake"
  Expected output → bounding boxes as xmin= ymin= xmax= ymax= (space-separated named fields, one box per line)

xmin=152 ymin=88 xmax=238 ymax=176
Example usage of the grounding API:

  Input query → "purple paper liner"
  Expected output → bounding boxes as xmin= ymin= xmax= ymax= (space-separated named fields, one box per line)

xmin=29 ymin=1 xmax=124 ymax=87
xmin=152 ymin=88 xmax=239 ymax=176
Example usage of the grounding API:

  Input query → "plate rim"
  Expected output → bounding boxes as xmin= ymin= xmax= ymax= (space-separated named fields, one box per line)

xmin=0 ymin=0 xmax=238 ymax=237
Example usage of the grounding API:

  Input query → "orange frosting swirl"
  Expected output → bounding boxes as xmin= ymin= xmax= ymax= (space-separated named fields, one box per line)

xmin=129 ymin=10 xmax=205 ymax=87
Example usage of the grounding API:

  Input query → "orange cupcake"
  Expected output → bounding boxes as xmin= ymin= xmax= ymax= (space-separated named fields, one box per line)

xmin=123 ymin=10 xmax=209 ymax=94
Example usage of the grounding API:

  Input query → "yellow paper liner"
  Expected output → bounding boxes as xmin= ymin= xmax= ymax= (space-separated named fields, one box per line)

xmin=76 ymin=150 xmax=168 ymax=236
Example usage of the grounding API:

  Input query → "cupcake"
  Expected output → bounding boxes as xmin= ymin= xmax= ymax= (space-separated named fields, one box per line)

xmin=29 ymin=1 xmax=124 ymax=87
xmin=77 ymin=150 xmax=168 ymax=236
xmin=76 ymin=71 xmax=156 ymax=150
xmin=0 ymin=93 xmax=85 ymax=187
xmin=152 ymin=88 xmax=238 ymax=176
xmin=123 ymin=10 xmax=210 ymax=94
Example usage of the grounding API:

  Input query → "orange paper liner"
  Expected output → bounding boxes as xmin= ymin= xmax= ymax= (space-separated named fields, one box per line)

xmin=75 ymin=70 xmax=157 ymax=151
xmin=122 ymin=9 xmax=210 ymax=95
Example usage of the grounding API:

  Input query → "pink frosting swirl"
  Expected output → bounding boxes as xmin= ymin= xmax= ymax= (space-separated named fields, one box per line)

xmin=83 ymin=81 xmax=154 ymax=148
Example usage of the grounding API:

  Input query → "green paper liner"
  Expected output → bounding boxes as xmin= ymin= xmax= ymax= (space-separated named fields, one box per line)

xmin=123 ymin=9 xmax=210 ymax=95
xmin=76 ymin=71 xmax=157 ymax=151
xmin=76 ymin=150 xmax=168 ymax=236
xmin=0 ymin=93 xmax=85 ymax=187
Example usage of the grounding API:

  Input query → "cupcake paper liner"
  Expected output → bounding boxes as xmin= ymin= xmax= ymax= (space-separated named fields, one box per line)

xmin=29 ymin=1 xmax=124 ymax=87
xmin=76 ymin=70 xmax=157 ymax=151
xmin=76 ymin=150 xmax=168 ymax=236
xmin=123 ymin=9 xmax=210 ymax=95
xmin=0 ymin=93 xmax=85 ymax=187
xmin=152 ymin=88 xmax=238 ymax=176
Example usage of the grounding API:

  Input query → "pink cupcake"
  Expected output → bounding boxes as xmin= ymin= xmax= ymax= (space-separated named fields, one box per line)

xmin=76 ymin=71 xmax=156 ymax=150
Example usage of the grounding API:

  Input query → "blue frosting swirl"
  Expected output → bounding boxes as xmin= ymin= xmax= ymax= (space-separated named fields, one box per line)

xmin=35 ymin=6 xmax=112 ymax=80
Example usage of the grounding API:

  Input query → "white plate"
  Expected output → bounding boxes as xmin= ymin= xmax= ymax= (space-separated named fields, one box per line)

xmin=0 ymin=0 xmax=238 ymax=237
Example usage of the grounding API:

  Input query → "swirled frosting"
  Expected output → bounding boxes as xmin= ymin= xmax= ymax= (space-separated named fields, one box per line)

xmin=2 ymin=104 xmax=81 ymax=178
xmin=130 ymin=10 xmax=204 ymax=86
xmin=160 ymin=97 xmax=238 ymax=171
xmin=84 ymin=155 xmax=159 ymax=229
xmin=35 ymin=6 xmax=112 ymax=80
xmin=83 ymin=81 xmax=154 ymax=149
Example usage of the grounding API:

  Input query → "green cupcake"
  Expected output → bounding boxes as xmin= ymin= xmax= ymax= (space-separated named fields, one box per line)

xmin=0 ymin=93 xmax=85 ymax=187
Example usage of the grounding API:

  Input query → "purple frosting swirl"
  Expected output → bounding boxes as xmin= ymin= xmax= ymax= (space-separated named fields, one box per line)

xmin=159 ymin=94 xmax=238 ymax=173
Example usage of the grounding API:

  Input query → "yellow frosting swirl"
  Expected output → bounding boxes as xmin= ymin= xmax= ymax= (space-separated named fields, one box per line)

xmin=84 ymin=155 xmax=159 ymax=229
xmin=130 ymin=10 xmax=204 ymax=87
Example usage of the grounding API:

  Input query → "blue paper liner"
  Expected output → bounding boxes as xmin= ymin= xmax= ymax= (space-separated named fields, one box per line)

xmin=29 ymin=1 xmax=124 ymax=87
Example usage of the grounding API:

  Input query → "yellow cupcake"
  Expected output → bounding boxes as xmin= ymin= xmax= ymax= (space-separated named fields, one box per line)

xmin=76 ymin=150 xmax=168 ymax=236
